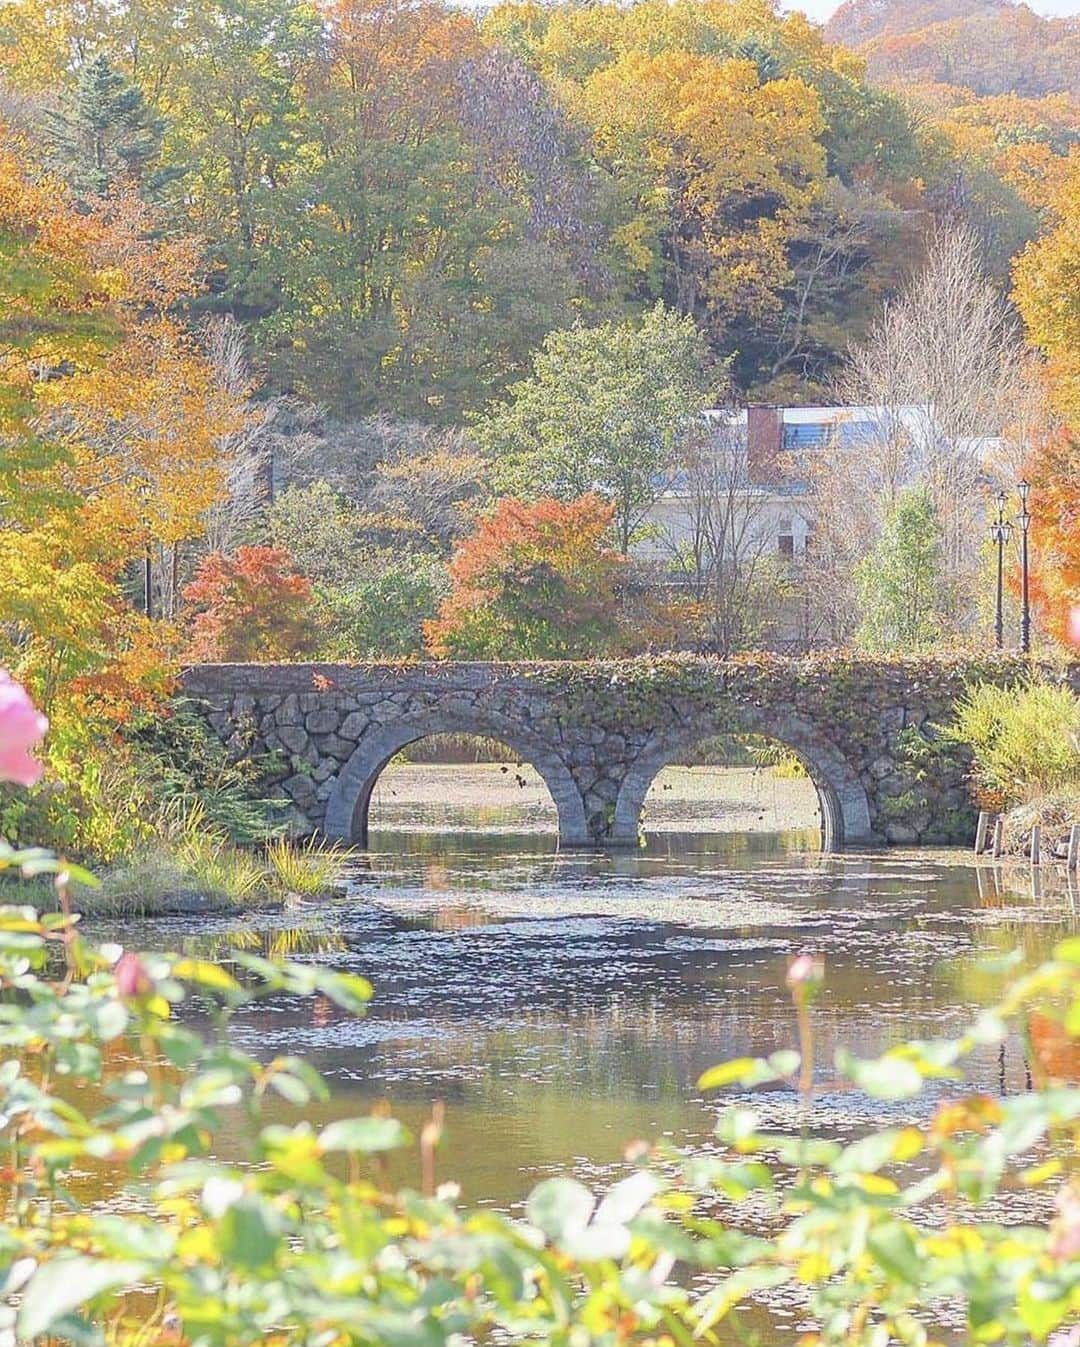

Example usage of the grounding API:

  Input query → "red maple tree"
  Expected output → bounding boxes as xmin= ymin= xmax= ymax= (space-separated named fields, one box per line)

xmin=182 ymin=546 xmax=315 ymax=662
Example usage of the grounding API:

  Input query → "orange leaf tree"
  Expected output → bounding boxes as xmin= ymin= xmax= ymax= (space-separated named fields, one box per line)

xmin=0 ymin=126 xmax=247 ymax=853
xmin=1013 ymin=157 xmax=1080 ymax=642
xmin=1023 ymin=430 xmax=1080 ymax=646
xmin=182 ymin=546 xmax=317 ymax=663
xmin=424 ymin=495 xmax=624 ymax=659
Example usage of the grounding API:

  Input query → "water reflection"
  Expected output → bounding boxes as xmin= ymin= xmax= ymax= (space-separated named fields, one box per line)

xmin=102 ymin=826 xmax=1079 ymax=1210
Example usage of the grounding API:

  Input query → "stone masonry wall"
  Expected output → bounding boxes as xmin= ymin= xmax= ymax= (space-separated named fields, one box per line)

xmin=181 ymin=655 xmax=1046 ymax=850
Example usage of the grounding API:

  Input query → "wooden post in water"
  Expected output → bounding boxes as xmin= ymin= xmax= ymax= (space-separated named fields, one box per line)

xmin=1069 ymin=825 xmax=1080 ymax=873
xmin=991 ymin=816 xmax=1005 ymax=859
xmin=1030 ymin=824 xmax=1041 ymax=869
xmin=974 ymin=811 xmax=990 ymax=855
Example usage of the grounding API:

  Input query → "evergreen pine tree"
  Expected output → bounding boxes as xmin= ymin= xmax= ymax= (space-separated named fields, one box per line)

xmin=43 ymin=54 xmax=166 ymax=198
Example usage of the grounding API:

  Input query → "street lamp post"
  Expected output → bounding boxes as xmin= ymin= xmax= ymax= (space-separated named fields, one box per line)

xmin=990 ymin=489 xmax=1012 ymax=650
xmin=1018 ymin=479 xmax=1032 ymax=655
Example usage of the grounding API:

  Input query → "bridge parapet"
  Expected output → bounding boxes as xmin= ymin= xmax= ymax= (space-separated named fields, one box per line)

xmin=181 ymin=655 xmax=1038 ymax=850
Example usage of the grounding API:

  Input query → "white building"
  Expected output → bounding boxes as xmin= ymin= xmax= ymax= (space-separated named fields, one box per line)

xmin=639 ymin=402 xmax=1005 ymax=650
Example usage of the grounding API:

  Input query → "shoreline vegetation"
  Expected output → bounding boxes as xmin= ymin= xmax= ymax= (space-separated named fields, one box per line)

xmin=3 ymin=762 xmax=820 ymax=918
xmin=2 ymin=818 xmax=353 ymax=918
xmin=949 ymin=676 xmax=1080 ymax=865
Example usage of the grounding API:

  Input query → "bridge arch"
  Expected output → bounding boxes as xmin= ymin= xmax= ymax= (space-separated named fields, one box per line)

xmin=323 ymin=711 xmax=589 ymax=848
xmin=610 ymin=712 xmax=873 ymax=851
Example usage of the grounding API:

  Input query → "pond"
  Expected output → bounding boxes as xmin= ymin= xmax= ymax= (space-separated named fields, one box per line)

xmin=103 ymin=765 xmax=1080 ymax=1213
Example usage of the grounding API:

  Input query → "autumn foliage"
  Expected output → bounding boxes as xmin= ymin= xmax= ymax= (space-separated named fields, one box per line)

xmin=182 ymin=546 xmax=316 ymax=663
xmin=1014 ymin=157 xmax=1080 ymax=429
xmin=424 ymin=496 xmax=624 ymax=659
xmin=1022 ymin=431 xmax=1080 ymax=647
xmin=0 ymin=131 xmax=242 ymax=724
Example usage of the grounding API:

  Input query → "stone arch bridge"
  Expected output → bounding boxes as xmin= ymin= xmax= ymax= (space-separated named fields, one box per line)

xmin=182 ymin=655 xmax=1033 ymax=850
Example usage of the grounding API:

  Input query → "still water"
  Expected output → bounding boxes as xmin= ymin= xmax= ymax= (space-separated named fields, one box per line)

xmin=109 ymin=767 xmax=1080 ymax=1212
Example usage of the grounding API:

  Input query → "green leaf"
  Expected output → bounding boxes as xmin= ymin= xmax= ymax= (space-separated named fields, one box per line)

xmin=172 ymin=958 xmax=241 ymax=994
xmin=526 ymin=1177 xmax=595 ymax=1240
xmin=698 ymin=1058 xmax=767 ymax=1090
xmin=18 ymin=1256 xmax=148 ymax=1337
xmin=93 ymin=998 xmax=129 ymax=1042
xmin=867 ymin=1223 xmax=922 ymax=1285
xmin=318 ymin=1116 xmax=409 ymax=1153
xmin=711 ymin=1161 xmax=775 ymax=1200
xmin=218 ymin=1195 xmax=281 ymax=1269
xmin=836 ymin=1049 xmax=924 ymax=1100
xmin=715 ymin=1107 xmax=763 ymax=1147
xmin=832 ymin=1129 xmax=907 ymax=1175
xmin=268 ymin=1071 xmax=311 ymax=1104
xmin=698 ymin=1051 xmax=799 ymax=1092
xmin=595 ymin=1169 xmax=661 ymax=1225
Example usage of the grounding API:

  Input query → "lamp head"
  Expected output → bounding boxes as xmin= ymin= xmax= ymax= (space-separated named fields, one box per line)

xmin=1018 ymin=479 xmax=1031 ymax=506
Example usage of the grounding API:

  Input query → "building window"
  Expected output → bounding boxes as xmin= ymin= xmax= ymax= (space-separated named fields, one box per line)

xmin=782 ymin=423 xmax=830 ymax=450
xmin=778 ymin=516 xmax=795 ymax=558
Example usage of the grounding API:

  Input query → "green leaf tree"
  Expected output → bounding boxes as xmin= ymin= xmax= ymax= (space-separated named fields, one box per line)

xmin=855 ymin=484 xmax=951 ymax=652
xmin=477 ymin=303 xmax=719 ymax=553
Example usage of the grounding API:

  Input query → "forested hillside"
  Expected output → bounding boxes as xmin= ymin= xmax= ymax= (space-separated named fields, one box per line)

xmin=828 ymin=0 xmax=1080 ymax=96
xmin=1 ymin=0 xmax=1070 ymax=418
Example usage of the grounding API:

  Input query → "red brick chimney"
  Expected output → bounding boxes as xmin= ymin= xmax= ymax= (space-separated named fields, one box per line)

xmin=746 ymin=404 xmax=783 ymax=484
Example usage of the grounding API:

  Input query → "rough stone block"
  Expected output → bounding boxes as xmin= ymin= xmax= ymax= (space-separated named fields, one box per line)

xmin=338 ymin=712 xmax=370 ymax=740
xmin=276 ymin=694 xmax=301 ymax=726
xmin=278 ymin=724 xmax=309 ymax=755
xmin=316 ymin=734 xmax=355 ymax=761
xmin=305 ymin=708 xmax=338 ymax=734
xmin=283 ymin=773 xmax=317 ymax=804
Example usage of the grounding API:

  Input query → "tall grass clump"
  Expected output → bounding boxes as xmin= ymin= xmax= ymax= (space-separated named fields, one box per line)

xmin=95 ymin=802 xmax=272 ymax=914
xmin=949 ymin=676 xmax=1080 ymax=806
xmin=266 ymin=834 xmax=352 ymax=897
xmin=93 ymin=802 xmax=354 ymax=915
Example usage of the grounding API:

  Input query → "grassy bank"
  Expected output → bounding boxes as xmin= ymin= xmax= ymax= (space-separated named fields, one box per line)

xmin=5 ymin=813 xmax=354 ymax=918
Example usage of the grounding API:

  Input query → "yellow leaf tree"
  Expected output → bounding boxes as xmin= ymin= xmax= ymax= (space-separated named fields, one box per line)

xmin=0 ymin=124 xmax=242 ymax=775
xmin=1014 ymin=154 xmax=1080 ymax=428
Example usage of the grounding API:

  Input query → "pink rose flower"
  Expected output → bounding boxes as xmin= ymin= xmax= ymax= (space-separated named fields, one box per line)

xmin=0 ymin=672 xmax=48 ymax=788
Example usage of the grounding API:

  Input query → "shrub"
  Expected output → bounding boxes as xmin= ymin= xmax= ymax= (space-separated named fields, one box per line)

xmin=182 ymin=545 xmax=316 ymax=662
xmin=125 ymin=703 xmax=287 ymax=844
xmin=425 ymin=495 xmax=625 ymax=659
xmin=318 ymin=550 xmax=448 ymax=660
xmin=855 ymin=485 xmax=952 ymax=653
xmin=265 ymin=835 xmax=352 ymax=897
xmin=949 ymin=676 xmax=1080 ymax=805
